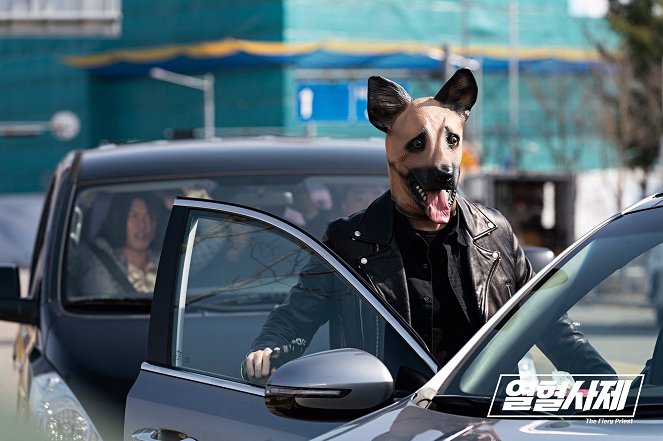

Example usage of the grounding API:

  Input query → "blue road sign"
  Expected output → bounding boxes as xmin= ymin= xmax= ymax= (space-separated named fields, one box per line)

xmin=296 ymin=80 xmax=409 ymax=123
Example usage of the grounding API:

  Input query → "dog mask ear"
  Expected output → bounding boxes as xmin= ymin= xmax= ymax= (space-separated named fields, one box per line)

xmin=434 ymin=68 xmax=478 ymax=117
xmin=367 ymin=76 xmax=412 ymax=133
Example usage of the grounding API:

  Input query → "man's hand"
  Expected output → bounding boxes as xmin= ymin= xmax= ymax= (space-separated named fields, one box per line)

xmin=245 ymin=348 xmax=280 ymax=381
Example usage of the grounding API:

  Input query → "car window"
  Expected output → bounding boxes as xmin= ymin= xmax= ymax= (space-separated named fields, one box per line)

xmin=170 ymin=208 xmax=434 ymax=387
xmin=517 ymin=244 xmax=661 ymax=380
xmin=63 ymin=175 xmax=388 ymax=306
xmin=65 ymin=186 xmax=172 ymax=303
xmin=441 ymin=209 xmax=663 ymax=414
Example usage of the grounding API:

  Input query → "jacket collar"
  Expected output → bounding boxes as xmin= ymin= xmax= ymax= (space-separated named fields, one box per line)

xmin=353 ymin=191 xmax=497 ymax=245
xmin=353 ymin=191 xmax=395 ymax=245
xmin=455 ymin=194 xmax=498 ymax=241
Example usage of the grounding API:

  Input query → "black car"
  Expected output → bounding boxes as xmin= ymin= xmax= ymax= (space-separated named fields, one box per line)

xmin=0 ymin=138 xmax=390 ymax=441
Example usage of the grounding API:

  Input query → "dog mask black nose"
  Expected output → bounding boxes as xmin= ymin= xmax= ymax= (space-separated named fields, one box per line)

xmin=410 ymin=165 xmax=457 ymax=192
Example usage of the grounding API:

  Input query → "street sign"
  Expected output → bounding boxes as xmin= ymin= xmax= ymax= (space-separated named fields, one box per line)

xmin=296 ymin=83 xmax=349 ymax=122
xmin=296 ymin=80 xmax=409 ymax=123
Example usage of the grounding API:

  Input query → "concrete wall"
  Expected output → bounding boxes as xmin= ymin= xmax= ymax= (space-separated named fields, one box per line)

xmin=575 ymin=168 xmax=663 ymax=239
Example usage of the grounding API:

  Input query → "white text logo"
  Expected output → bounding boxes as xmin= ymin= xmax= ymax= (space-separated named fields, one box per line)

xmin=488 ymin=374 xmax=643 ymax=418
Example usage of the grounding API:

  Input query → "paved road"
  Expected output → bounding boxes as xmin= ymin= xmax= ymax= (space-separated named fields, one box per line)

xmin=571 ymin=300 xmax=658 ymax=373
xmin=0 ymin=320 xmax=17 ymax=409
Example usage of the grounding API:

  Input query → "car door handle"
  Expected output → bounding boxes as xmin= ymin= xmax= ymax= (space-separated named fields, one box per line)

xmin=132 ymin=428 xmax=198 ymax=441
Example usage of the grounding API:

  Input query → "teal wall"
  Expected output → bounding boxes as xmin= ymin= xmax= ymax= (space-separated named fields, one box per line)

xmin=0 ymin=0 xmax=620 ymax=192
xmin=0 ymin=0 xmax=285 ymax=191
xmin=283 ymin=0 xmax=619 ymax=170
xmin=0 ymin=41 xmax=96 ymax=191
xmin=90 ymin=68 xmax=287 ymax=142
xmin=98 ymin=0 xmax=284 ymax=48
xmin=283 ymin=0 xmax=615 ymax=48
xmin=87 ymin=1 xmax=287 ymax=142
xmin=478 ymin=72 xmax=615 ymax=171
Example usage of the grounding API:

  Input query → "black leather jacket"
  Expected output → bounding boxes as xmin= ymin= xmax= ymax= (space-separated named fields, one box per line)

xmin=252 ymin=191 xmax=614 ymax=375
xmin=326 ymin=191 xmax=531 ymax=324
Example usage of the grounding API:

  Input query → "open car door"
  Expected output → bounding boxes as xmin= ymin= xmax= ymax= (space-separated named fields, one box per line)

xmin=124 ymin=198 xmax=437 ymax=441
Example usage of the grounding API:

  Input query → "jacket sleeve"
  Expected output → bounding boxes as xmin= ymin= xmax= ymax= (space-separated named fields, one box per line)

xmin=249 ymin=223 xmax=345 ymax=354
xmin=251 ymin=222 xmax=375 ymax=356
xmin=538 ymin=314 xmax=616 ymax=376
xmin=509 ymin=220 xmax=534 ymax=293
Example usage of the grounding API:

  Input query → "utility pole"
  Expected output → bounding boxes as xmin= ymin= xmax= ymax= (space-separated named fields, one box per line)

xmin=150 ymin=68 xmax=215 ymax=139
xmin=461 ymin=0 xmax=469 ymax=55
xmin=508 ymin=0 xmax=520 ymax=169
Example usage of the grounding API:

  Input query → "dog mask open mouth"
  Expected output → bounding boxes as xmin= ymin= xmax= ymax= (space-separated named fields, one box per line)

xmin=407 ymin=166 xmax=459 ymax=224
xmin=367 ymin=68 xmax=477 ymax=227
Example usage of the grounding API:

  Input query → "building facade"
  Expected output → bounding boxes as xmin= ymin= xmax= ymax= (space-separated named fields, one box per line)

xmin=0 ymin=0 xmax=616 ymax=191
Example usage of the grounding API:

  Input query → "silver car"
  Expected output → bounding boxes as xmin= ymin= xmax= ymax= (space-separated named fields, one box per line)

xmin=125 ymin=192 xmax=663 ymax=440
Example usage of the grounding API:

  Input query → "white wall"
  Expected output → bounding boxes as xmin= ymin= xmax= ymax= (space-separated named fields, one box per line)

xmin=575 ymin=167 xmax=662 ymax=239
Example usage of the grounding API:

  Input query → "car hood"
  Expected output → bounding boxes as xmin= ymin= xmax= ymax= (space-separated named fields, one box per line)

xmin=40 ymin=312 xmax=150 ymax=440
xmin=314 ymin=398 xmax=663 ymax=440
xmin=44 ymin=312 xmax=149 ymax=399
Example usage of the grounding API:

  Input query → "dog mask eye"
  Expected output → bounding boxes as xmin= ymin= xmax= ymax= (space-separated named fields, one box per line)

xmin=405 ymin=133 xmax=427 ymax=153
xmin=447 ymin=132 xmax=460 ymax=148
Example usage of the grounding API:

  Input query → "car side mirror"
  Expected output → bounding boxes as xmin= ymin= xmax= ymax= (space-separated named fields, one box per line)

xmin=0 ymin=264 xmax=37 ymax=324
xmin=523 ymin=246 xmax=555 ymax=273
xmin=265 ymin=348 xmax=393 ymax=421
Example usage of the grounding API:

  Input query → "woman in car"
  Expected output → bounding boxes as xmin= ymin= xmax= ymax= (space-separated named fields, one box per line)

xmin=68 ymin=193 xmax=164 ymax=298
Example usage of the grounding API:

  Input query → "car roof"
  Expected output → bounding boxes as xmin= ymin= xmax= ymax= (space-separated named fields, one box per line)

xmin=75 ymin=137 xmax=388 ymax=182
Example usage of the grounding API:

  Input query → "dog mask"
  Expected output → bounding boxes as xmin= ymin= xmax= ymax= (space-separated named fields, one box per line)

xmin=367 ymin=69 xmax=477 ymax=227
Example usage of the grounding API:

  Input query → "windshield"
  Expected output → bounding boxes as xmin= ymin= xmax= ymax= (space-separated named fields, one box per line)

xmin=439 ymin=207 xmax=663 ymax=418
xmin=64 ymin=174 xmax=387 ymax=307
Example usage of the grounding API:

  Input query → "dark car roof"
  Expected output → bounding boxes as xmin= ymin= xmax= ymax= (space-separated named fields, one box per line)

xmin=76 ymin=137 xmax=388 ymax=182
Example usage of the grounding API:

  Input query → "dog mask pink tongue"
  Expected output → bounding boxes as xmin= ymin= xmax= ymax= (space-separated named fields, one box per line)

xmin=425 ymin=190 xmax=450 ymax=224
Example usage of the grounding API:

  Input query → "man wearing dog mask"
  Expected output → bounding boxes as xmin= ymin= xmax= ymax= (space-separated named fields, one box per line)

xmin=245 ymin=69 xmax=613 ymax=381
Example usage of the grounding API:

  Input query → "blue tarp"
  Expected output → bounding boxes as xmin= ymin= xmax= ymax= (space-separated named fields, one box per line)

xmin=65 ymin=39 xmax=602 ymax=77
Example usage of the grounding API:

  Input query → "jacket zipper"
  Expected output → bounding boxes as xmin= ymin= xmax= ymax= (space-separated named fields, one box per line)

xmin=359 ymin=264 xmax=383 ymax=299
xmin=357 ymin=264 xmax=381 ymax=357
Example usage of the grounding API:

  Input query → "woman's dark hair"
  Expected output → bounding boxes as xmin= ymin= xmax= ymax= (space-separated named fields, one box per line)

xmin=101 ymin=193 xmax=165 ymax=251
